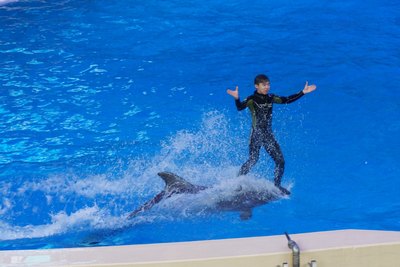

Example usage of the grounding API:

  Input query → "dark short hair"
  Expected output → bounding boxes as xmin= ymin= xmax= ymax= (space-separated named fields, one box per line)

xmin=254 ymin=74 xmax=270 ymax=85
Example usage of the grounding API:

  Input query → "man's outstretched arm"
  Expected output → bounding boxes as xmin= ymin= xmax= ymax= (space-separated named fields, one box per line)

xmin=227 ymin=86 xmax=247 ymax=110
xmin=273 ymin=81 xmax=317 ymax=104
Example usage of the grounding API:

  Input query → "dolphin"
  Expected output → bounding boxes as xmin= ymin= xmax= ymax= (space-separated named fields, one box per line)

xmin=128 ymin=171 xmax=288 ymax=220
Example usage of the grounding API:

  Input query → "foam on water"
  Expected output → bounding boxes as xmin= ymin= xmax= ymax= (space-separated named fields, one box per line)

xmin=0 ymin=206 xmax=114 ymax=240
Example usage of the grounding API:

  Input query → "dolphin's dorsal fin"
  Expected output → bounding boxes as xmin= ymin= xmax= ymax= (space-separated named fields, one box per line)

xmin=158 ymin=171 xmax=187 ymax=186
xmin=157 ymin=172 xmax=207 ymax=193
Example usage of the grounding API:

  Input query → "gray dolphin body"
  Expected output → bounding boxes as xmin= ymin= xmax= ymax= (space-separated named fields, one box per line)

xmin=128 ymin=171 xmax=287 ymax=220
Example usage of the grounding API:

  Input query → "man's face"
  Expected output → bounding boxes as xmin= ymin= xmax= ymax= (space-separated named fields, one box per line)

xmin=255 ymin=81 xmax=270 ymax=95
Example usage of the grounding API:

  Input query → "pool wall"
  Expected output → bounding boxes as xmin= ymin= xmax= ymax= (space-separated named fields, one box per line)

xmin=1 ymin=229 xmax=399 ymax=267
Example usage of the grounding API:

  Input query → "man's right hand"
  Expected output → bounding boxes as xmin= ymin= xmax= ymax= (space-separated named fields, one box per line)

xmin=226 ymin=86 xmax=239 ymax=100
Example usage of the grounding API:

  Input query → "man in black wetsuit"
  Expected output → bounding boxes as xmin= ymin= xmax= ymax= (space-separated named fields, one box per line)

xmin=227 ymin=74 xmax=316 ymax=195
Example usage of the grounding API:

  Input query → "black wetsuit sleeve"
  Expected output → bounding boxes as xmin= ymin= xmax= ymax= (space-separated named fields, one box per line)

xmin=235 ymin=98 xmax=248 ymax=111
xmin=272 ymin=90 xmax=304 ymax=104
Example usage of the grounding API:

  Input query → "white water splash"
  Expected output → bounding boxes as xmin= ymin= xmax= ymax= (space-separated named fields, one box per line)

xmin=0 ymin=206 xmax=122 ymax=241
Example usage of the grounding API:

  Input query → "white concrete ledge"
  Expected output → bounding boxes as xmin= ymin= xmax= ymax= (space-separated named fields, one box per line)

xmin=1 ymin=229 xmax=400 ymax=267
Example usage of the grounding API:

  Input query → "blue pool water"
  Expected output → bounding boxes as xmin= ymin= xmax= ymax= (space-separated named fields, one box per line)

xmin=0 ymin=0 xmax=399 ymax=250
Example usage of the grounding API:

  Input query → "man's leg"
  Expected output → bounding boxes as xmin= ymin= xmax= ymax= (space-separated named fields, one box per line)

xmin=238 ymin=133 xmax=261 ymax=176
xmin=265 ymin=134 xmax=290 ymax=195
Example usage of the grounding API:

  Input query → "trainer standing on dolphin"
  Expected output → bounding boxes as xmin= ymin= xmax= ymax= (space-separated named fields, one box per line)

xmin=227 ymin=74 xmax=316 ymax=195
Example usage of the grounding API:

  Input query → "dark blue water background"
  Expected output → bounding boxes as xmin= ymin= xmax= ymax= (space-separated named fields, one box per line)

xmin=0 ymin=0 xmax=399 ymax=250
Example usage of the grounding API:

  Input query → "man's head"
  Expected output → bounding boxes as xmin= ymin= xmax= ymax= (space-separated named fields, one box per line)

xmin=254 ymin=74 xmax=270 ymax=95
